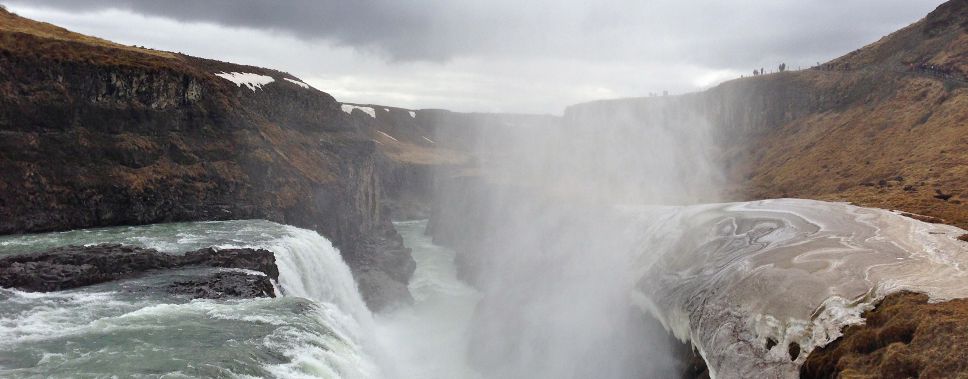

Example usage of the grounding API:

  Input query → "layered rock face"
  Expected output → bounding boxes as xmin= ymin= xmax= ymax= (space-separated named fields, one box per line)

xmin=340 ymin=104 xmax=557 ymax=220
xmin=0 ymin=9 xmax=412 ymax=310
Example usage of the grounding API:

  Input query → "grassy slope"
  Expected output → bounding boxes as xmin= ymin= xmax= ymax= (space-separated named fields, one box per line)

xmin=802 ymin=291 xmax=968 ymax=378
xmin=0 ymin=7 xmax=191 ymax=72
xmin=728 ymin=0 xmax=968 ymax=230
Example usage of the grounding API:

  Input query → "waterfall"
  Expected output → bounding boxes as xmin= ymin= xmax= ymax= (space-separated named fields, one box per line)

xmin=0 ymin=220 xmax=387 ymax=379
xmin=265 ymin=226 xmax=374 ymax=327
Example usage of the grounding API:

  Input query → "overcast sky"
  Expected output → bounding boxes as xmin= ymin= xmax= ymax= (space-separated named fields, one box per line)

xmin=3 ymin=0 xmax=946 ymax=114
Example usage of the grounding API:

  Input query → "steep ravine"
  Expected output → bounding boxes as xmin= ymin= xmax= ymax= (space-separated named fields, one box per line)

xmin=0 ymin=8 xmax=413 ymax=310
xmin=3 ymin=2 xmax=968 ymax=377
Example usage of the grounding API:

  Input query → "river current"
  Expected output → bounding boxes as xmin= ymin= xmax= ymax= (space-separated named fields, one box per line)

xmin=0 ymin=199 xmax=966 ymax=378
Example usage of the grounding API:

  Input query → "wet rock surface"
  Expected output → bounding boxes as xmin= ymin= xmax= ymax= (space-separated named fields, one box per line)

xmin=352 ymin=227 xmax=416 ymax=311
xmin=0 ymin=244 xmax=278 ymax=293
xmin=166 ymin=271 xmax=275 ymax=299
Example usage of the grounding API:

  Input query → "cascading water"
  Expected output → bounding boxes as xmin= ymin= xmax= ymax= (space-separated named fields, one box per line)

xmin=1 ymin=207 xmax=966 ymax=378
xmin=374 ymin=220 xmax=482 ymax=379
xmin=0 ymin=220 xmax=383 ymax=378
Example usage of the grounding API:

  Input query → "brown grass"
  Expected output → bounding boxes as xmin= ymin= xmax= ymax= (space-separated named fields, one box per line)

xmin=255 ymin=122 xmax=339 ymax=184
xmin=898 ymin=212 xmax=946 ymax=224
xmin=0 ymin=7 xmax=174 ymax=59
xmin=802 ymin=292 xmax=968 ymax=378
xmin=721 ymin=1 xmax=968 ymax=231
xmin=730 ymin=73 xmax=968 ymax=231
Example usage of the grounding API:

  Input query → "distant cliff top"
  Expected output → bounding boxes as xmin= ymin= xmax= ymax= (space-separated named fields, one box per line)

xmin=0 ymin=6 xmax=174 ymax=59
xmin=0 ymin=6 xmax=322 ymax=100
xmin=561 ymin=0 xmax=968 ymax=229
xmin=830 ymin=0 xmax=968 ymax=75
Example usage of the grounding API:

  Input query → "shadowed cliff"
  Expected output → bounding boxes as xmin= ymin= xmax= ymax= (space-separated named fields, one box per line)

xmin=0 ymin=7 xmax=414 ymax=311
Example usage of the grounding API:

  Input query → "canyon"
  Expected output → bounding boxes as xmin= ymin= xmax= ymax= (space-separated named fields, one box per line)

xmin=0 ymin=0 xmax=967 ymax=377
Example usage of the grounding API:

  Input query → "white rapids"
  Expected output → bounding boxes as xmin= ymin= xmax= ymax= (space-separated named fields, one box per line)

xmin=0 ymin=220 xmax=384 ymax=378
xmin=0 ymin=200 xmax=965 ymax=378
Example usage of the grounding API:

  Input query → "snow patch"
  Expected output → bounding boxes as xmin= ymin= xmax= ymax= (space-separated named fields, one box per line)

xmin=408 ymin=111 xmax=416 ymax=118
xmin=341 ymin=105 xmax=376 ymax=118
xmin=215 ymin=72 xmax=275 ymax=91
xmin=283 ymin=78 xmax=311 ymax=89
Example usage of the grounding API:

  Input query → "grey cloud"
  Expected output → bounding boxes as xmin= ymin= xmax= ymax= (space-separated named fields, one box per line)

xmin=5 ymin=0 xmax=452 ymax=60
xmin=3 ymin=0 xmax=946 ymax=67
xmin=1 ymin=0 xmax=949 ymax=113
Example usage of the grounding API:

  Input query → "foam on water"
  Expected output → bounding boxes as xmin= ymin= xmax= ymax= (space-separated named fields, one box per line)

xmin=1 ymin=202 xmax=965 ymax=378
xmin=374 ymin=220 xmax=483 ymax=379
xmin=0 ymin=220 xmax=383 ymax=378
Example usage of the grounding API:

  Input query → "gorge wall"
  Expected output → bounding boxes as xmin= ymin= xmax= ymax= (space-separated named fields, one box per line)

xmin=422 ymin=0 xmax=968 ymax=240
xmin=566 ymin=0 xmax=968 ymax=228
xmin=0 ymin=8 xmax=412 ymax=310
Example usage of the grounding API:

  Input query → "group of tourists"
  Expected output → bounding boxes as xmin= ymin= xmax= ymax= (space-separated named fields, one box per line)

xmin=743 ymin=60 xmax=963 ymax=83
xmin=908 ymin=62 xmax=960 ymax=80
xmin=751 ymin=63 xmax=791 ymax=76
xmin=813 ymin=62 xmax=851 ymax=71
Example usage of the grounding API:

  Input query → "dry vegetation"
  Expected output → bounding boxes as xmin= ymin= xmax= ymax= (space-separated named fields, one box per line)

xmin=0 ymin=7 xmax=174 ymax=60
xmin=376 ymin=139 xmax=468 ymax=165
xmin=735 ymin=75 xmax=968 ymax=229
xmin=802 ymin=292 xmax=968 ymax=378
xmin=726 ymin=1 xmax=968 ymax=230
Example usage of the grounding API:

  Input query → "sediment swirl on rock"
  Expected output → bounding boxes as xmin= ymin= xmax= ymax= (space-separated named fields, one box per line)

xmin=632 ymin=198 xmax=968 ymax=378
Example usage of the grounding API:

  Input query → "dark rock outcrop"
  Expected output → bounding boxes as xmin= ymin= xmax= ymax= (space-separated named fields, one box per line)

xmin=352 ymin=226 xmax=417 ymax=308
xmin=0 ymin=244 xmax=277 ymax=292
xmin=167 ymin=271 xmax=275 ymax=299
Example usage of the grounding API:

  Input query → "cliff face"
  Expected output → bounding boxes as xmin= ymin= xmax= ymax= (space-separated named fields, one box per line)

xmin=338 ymin=103 xmax=559 ymax=220
xmin=0 ymin=8 xmax=413 ymax=310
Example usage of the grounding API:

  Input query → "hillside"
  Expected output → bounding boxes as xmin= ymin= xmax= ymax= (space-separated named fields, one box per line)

xmin=564 ymin=0 xmax=968 ymax=229
xmin=735 ymin=0 xmax=968 ymax=229
xmin=0 ymin=7 xmax=415 ymax=310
